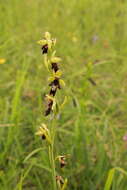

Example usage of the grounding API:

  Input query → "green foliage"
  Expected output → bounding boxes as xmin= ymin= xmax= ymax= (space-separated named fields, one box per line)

xmin=0 ymin=0 xmax=127 ymax=189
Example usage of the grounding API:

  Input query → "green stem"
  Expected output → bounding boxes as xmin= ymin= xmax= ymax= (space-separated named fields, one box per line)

xmin=49 ymin=120 xmax=57 ymax=190
xmin=51 ymin=144 xmax=57 ymax=190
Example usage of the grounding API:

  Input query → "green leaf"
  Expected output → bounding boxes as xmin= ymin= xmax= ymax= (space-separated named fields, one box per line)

xmin=61 ymin=179 xmax=68 ymax=190
xmin=23 ymin=148 xmax=45 ymax=163
xmin=104 ymin=168 xmax=115 ymax=190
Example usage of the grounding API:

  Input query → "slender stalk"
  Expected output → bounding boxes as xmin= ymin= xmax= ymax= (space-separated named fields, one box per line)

xmin=50 ymin=144 xmax=57 ymax=190
xmin=49 ymin=120 xmax=57 ymax=190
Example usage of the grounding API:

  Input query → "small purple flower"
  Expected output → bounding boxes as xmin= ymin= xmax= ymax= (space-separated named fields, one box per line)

xmin=123 ymin=134 xmax=127 ymax=141
xmin=92 ymin=35 xmax=99 ymax=44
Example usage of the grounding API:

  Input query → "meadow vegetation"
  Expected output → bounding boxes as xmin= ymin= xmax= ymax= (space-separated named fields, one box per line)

xmin=0 ymin=0 xmax=127 ymax=189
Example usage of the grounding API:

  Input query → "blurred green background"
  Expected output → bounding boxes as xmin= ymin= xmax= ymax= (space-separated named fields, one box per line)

xmin=0 ymin=0 xmax=127 ymax=189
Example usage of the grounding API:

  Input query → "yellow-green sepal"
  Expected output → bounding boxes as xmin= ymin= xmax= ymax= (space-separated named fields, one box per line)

xmin=59 ymin=79 xmax=65 ymax=87
xmin=37 ymin=39 xmax=47 ymax=45
xmin=51 ymin=56 xmax=62 ymax=63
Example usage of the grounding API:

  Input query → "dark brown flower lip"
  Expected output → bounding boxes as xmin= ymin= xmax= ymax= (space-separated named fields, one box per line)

xmin=49 ymin=78 xmax=61 ymax=89
xmin=59 ymin=156 xmax=67 ymax=168
xmin=45 ymin=77 xmax=61 ymax=114
xmin=60 ymin=161 xmax=66 ymax=168
xmin=49 ymin=86 xmax=57 ymax=97
xmin=51 ymin=62 xmax=59 ymax=72
xmin=42 ymin=44 xmax=48 ymax=54
xmin=45 ymin=108 xmax=51 ymax=116
xmin=41 ymin=134 xmax=46 ymax=140
xmin=45 ymin=98 xmax=53 ymax=116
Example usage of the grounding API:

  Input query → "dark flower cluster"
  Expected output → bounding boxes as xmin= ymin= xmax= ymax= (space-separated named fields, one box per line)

xmin=45 ymin=61 xmax=61 ymax=116
xmin=39 ymin=36 xmax=62 ymax=116
xmin=45 ymin=96 xmax=54 ymax=116
xmin=38 ymin=32 xmax=64 ymax=115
